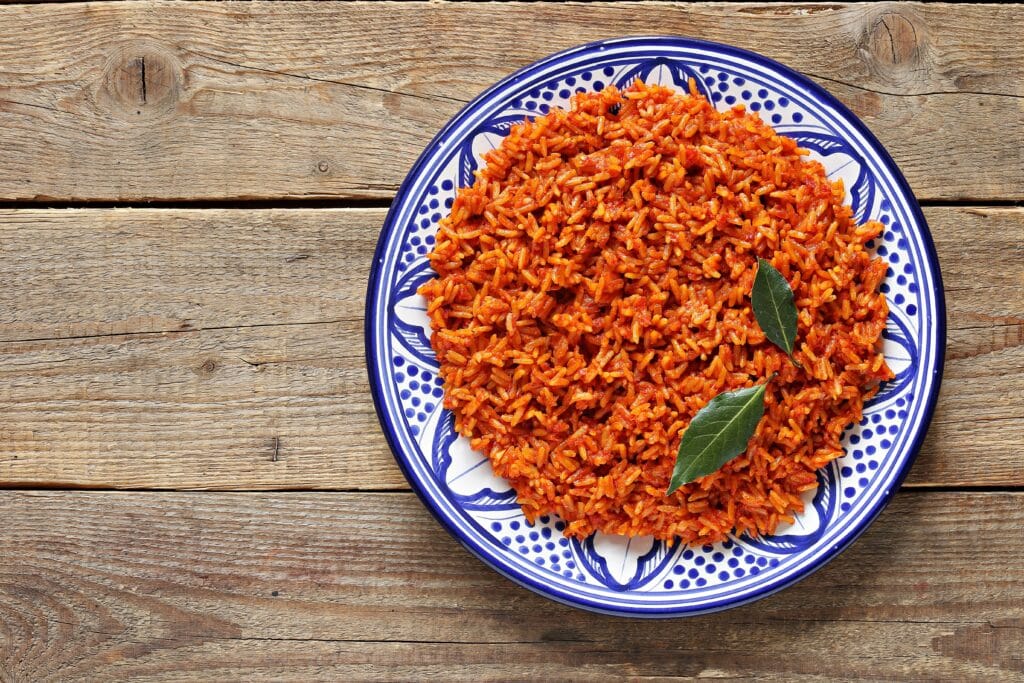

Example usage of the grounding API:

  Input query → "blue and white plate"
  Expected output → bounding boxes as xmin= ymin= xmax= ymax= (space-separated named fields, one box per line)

xmin=365 ymin=37 xmax=945 ymax=617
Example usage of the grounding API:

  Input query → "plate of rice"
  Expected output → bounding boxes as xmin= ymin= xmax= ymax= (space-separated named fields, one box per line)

xmin=365 ymin=36 xmax=945 ymax=616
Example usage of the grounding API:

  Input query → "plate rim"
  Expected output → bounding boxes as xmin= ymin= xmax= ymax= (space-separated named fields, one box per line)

xmin=364 ymin=35 xmax=947 ymax=617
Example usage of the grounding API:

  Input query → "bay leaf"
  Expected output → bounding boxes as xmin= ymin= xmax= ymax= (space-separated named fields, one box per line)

xmin=752 ymin=257 xmax=798 ymax=357
xmin=667 ymin=379 xmax=772 ymax=493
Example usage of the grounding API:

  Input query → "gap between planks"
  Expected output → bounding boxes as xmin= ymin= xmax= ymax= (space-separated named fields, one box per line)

xmin=0 ymin=485 xmax=1021 ymax=493
xmin=0 ymin=199 xmax=1020 ymax=210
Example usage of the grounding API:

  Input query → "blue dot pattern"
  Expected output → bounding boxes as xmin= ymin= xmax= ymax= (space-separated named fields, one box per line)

xmin=379 ymin=47 xmax=934 ymax=604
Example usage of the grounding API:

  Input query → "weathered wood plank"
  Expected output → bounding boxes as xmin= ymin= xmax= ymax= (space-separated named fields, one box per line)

xmin=0 ymin=320 xmax=401 ymax=490
xmin=0 ymin=208 xmax=377 ymax=343
xmin=0 ymin=2 xmax=1021 ymax=202
xmin=0 ymin=207 xmax=1020 ymax=489
xmin=0 ymin=491 xmax=1020 ymax=680
xmin=1 ymin=206 xmax=1017 ymax=346
xmin=923 ymin=207 xmax=1024 ymax=486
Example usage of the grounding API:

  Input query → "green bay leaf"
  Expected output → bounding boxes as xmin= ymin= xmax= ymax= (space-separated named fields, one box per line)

xmin=752 ymin=258 xmax=798 ymax=357
xmin=667 ymin=379 xmax=771 ymax=494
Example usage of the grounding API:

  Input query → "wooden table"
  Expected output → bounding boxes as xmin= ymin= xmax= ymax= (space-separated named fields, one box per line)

xmin=1 ymin=2 xmax=1021 ymax=680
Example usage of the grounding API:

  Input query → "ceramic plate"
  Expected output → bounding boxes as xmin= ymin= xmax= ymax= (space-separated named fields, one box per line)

xmin=365 ymin=36 xmax=945 ymax=617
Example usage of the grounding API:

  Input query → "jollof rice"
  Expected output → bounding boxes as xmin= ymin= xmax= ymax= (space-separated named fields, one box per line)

xmin=419 ymin=81 xmax=893 ymax=544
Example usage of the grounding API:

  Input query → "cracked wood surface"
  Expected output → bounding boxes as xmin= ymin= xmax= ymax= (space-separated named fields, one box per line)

xmin=0 ymin=2 xmax=1022 ymax=202
xmin=0 ymin=491 xmax=1021 ymax=680
xmin=0 ymin=207 xmax=1021 ymax=490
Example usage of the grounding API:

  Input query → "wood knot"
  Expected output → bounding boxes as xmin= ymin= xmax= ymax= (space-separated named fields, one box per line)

xmin=861 ymin=10 xmax=926 ymax=84
xmin=99 ymin=43 xmax=182 ymax=119
xmin=196 ymin=358 xmax=217 ymax=375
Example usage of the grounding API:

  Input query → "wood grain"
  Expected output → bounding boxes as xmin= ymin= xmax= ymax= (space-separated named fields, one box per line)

xmin=0 ymin=490 xmax=1021 ymax=681
xmin=0 ymin=207 xmax=1020 ymax=489
xmin=0 ymin=208 xmax=377 ymax=343
xmin=0 ymin=321 xmax=400 ymax=491
xmin=924 ymin=207 xmax=1024 ymax=486
xmin=0 ymin=2 xmax=1021 ymax=202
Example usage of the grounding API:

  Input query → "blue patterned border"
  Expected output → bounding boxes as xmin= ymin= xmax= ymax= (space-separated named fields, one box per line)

xmin=365 ymin=36 xmax=946 ymax=617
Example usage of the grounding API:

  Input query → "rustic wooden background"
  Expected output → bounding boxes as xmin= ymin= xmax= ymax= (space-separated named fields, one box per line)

xmin=1 ymin=2 xmax=1022 ymax=680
